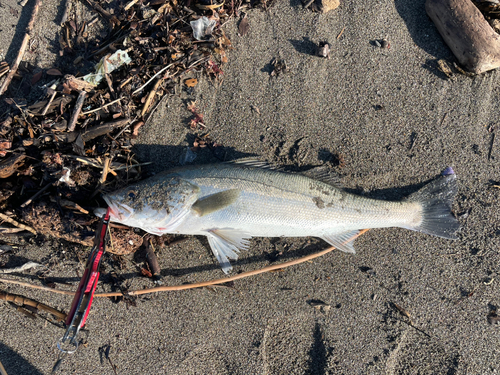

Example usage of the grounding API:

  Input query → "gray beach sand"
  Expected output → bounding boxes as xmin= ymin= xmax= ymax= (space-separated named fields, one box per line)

xmin=0 ymin=0 xmax=499 ymax=373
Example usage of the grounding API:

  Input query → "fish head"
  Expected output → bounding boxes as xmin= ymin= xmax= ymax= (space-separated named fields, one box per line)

xmin=98 ymin=174 xmax=200 ymax=234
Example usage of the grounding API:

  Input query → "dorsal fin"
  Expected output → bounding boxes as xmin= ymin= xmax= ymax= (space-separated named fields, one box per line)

xmin=225 ymin=158 xmax=281 ymax=170
xmin=300 ymin=165 xmax=342 ymax=187
xmin=228 ymin=158 xmax=342 ymax=187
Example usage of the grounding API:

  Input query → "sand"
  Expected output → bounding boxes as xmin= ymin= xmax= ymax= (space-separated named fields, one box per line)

xmin=0 ymin=0 xmax=499 ymax=374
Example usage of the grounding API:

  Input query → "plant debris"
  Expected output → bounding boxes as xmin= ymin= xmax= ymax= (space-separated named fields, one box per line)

xmin=270 ymin=57 xmax=287 ymax=77
xmin=0 ymin=0 xmax=261 ymax=253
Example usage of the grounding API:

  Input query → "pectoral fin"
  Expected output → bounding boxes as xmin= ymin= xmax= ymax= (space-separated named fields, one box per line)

xmin=321 ymin=230 xmax=362 ymax=254
xmin=206 ymin=228 xmax=251 ymax=274
xmin=192 ymin=189 xmax=241 ymax=217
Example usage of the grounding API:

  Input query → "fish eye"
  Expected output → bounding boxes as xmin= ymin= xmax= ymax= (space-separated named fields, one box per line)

xmin=128 ymin=190 xmax=137 ymax=200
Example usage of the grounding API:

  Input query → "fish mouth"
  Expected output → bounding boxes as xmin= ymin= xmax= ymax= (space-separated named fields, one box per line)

xmin=103 ymin=197 xmax=133 ymax=223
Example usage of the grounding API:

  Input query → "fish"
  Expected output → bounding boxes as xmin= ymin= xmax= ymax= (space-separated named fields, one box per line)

xmin=96 ymin=161 xmax=460 ymax=273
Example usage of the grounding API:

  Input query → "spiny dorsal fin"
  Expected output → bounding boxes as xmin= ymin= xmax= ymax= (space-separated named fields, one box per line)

xmin=300 ymin=165 xmax=342 ymax=187
xmin=226 ymin=158 xmax=282 ymax=170
xmin=192 ymin=189 xmax=241 ymax=216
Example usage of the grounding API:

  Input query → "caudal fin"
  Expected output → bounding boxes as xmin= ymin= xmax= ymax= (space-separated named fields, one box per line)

xmin=406 ymin=167 xmax=460 ymax=239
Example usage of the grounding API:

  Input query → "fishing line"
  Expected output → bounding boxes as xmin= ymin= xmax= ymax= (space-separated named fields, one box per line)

xmin=0 ymin=229 xmax=369 ymax=297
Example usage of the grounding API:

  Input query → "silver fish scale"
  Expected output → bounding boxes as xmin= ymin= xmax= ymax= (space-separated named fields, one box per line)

xmin=166 ymin=165 xmax=422 ymax=238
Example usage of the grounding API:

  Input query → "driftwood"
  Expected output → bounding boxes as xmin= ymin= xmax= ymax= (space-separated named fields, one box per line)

xmin=0 ymin=0 xmax=42 ymax=95
xmin=0 ymin=291 xmax=67 ymax=321
xmin=426 ymin=0 xmax=500 ymax=74
xmin=57 ymin=118 xmax=129 ymax=143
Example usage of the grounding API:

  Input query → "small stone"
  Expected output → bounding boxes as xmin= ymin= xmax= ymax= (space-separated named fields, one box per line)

xmin=317 ymin=41 xmax=330 ymax=58
xmin=311 ymin=0 xmax=340 ymax=13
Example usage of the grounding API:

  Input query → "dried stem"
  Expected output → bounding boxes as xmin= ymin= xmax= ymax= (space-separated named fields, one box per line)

xmin=41 ymin=90 xmax=57 ymax=116
xmin=81 ymin=97 xmax=122 ymax=115
xmin=100 ymin=156 xmax=111 ymax=184
xmin=0 ymin=291 xmax=67 ymax=321
xmin=141 ymin=79 xmax=162 ymax=117
xmin=0 ymin=0 xmax=42 ymax=95
xmin=0 ymin=212 xmax=36 ymax=234
xmin=124 ymin=0 xmax=140 ymax=11
xmin=132 ymin=63 xmax=174 ymax=96
xmin=20 ymin=182 xmax=54 ymax=208
xmin=0 ymin=230 xmax=369 ymax=297
xmin=67 ymin=90 xmax=87 ymax=132
xmin=0 ymin=358 xmax=7 ymax=375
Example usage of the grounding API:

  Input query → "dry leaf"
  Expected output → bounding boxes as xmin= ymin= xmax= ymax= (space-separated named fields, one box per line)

xmin=238 ymin=14 xmax=249 ymax=36
xmin=46 ymin=68 xmax=63 ymax=76
xmin=184 ymin=78 xmax=198 ymax=87
xmin=31 ymin=71 xmax=43 ymax=85
xmin=171 ymin=52 xmax=184 ymax=60
xmin=0 ymin=140 xmax=12 ymax=150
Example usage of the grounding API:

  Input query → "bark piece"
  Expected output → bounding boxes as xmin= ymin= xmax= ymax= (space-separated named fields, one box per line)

xmin=0 ymin=154 xmax=25 ymax=178
xmin=426 ymin=0 xmax=500 ymax=74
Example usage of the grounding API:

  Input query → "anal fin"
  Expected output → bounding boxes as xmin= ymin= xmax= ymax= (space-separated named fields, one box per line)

xmin=321 ymin=230 xmax=362 ymax=254
xmin=206 ymin=228 xmax=252 ymax=274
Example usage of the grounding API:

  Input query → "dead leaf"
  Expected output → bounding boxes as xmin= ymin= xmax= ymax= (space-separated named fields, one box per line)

xmin=171 ymin=52 xmax=184 ymax=60
xmin=9 ymin=7 xmax=19 ymax=17
xmin=31 ymin=71 xmax=43 ymax=85
xmin=0 ymin=154 xmax=25 ymax=178
xmin=238 ymin=14 xmax=249 ymax=36
xmin=46 ymin=68 xmax=63 ymax=76
xmin=0 ymin=140 xmax=12 ymax=150
xmin=184 ymin=78 xmax=198 ymax=87
xmin=132 ymin=121 xmax=144 ymax=137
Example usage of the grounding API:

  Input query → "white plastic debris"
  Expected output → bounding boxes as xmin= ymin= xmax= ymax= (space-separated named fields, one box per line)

xmin=190 ymin=17 xmax=216 ymax=41
xmin=82 ymin=49 xmax=132 ymax=86
xmin=59 ymin=167 xmax=76 ymax=186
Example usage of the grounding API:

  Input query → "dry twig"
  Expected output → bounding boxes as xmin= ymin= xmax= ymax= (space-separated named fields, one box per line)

xmin=20 ymin=182 xmax=54 ymax=208
xmin=0 ymin=212 xmax=36 ymax=234
xmin=0 ymin=230 xmax=369 ymax=297
xmin=0 ymin=291 xmax=66 ymax=321
xmin=0 ymin=358 xmax=7 ymax=375
xmin=100 ymin=157 xmax=111 ymax=184
xmin=81 ymin=97 xmax=122 ymax=115
xmin=67 ymin=90 xmax=87 ymax=132
xmin=0 ymin=0 xmax=42 ymax=95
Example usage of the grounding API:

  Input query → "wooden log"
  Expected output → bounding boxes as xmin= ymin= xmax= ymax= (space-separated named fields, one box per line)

xmin=426 ymin=0 xmax=500 ymax=74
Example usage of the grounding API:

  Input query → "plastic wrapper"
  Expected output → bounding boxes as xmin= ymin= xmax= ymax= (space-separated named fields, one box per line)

xmin=190 ymin=17 xmax=216 ymax=41
xmin=83 ymin=50 xmax=132 ymax=86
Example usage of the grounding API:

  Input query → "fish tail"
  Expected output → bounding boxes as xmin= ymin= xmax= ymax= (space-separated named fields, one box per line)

xmin=405 ymin=167 xmax=460 ymax=239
